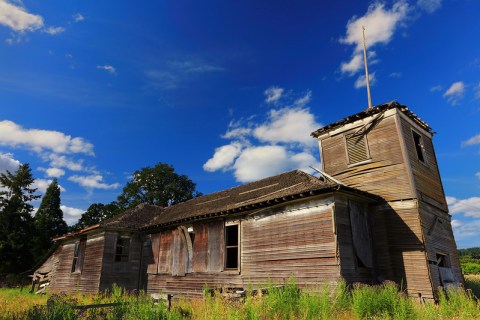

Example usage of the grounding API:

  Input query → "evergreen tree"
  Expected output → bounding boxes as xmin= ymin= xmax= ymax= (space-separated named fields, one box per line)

xmin=0 ymin=164 xmax=39 ymax=274
xmin=34 ymin=179 xmax=68 ymax=259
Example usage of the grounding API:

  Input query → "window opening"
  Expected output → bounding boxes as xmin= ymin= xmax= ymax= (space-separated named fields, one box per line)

xmin=412 ymin=131 xmax=425 ymax=163
xmin=115 ymin=237 xmax=130 ymax=262
xmin=436 ymin=253 xmax=450 ymax=268
xmin=225 ymin=224 xmax=239 ymax=270
xmin=71 ymin=238 xmax=86 ymax=273
xmin=187 ymin=226 xmax=195 ymax=247
xmin=345 ymin=133 xmax=370 ymax=164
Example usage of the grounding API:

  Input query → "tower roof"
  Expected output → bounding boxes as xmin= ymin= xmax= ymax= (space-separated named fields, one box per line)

xmin=311 ymin=101 xmax=433 ymax=138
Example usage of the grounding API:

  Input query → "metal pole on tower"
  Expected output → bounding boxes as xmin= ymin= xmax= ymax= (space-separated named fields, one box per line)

xmin=362 ymin=26 xmax=373 ymax=109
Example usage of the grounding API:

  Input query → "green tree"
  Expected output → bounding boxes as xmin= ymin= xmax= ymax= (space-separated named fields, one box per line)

xmin=71 ymin=201 xmax=121 ymax=231
xmin=0 ymin=164 xmax=39 ymax=273
xmin=117 ymin=162 xmax=201 ymax=209
xmin=34 ymin=179 xmax=68 ymax=259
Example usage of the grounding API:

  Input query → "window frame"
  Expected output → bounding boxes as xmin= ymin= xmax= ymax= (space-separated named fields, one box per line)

xmin=411 ymin=129 xmax=427 ymax=164
xmin=224 ymin=221 xmax=240 ymax=271
xmin=344 ymin=132 xmax=372 ymax=167
xmin=114 ymin=236 xmax=131 ymax=263
xmin=71 ymin=238 xmax=86 ymax=273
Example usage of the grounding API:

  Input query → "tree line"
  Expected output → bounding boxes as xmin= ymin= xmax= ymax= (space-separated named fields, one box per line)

xmin=0 ymin=162 xmax=201 ymax=275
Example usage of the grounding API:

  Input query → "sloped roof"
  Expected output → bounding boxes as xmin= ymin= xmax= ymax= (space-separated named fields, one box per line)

xmin=100 ymin=203 xmax=163 ymax=229
xmin=142 ymin=170 xmax=379 ymax=230
xmin=311 ymin=101 xmax=433 ymax=137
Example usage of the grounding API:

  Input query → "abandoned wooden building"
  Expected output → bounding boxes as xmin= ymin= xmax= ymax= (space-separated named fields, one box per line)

xmin=34 ymin=101 xmax=462 ymax=299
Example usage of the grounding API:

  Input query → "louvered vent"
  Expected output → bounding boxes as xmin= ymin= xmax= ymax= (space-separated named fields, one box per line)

xmin=346 ymin=133 xmax=369 ymax=164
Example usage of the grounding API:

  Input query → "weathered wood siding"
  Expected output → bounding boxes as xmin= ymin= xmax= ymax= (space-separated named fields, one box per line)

xmin=419 ymin=202 xmax=464 ymax=291
xmin=374 ymin=201 xmax=433 ymax=298
xmin=334 ymin=194 xmax=376 ymax=284
xmin=99 ymin=232 xmax=143 ymax=291
xmin=41 ymin=233 xmax=105 ymax=293
xmin=399 ymin=115 xmax=447 ymax=211
xmin=320 ymin=113 xmax=413 ymax=201
xmin=146 ymin=196 xmax=342 ymax=296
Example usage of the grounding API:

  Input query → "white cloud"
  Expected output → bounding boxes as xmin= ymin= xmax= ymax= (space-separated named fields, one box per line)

xmin=61 ymin=205 xmax=85 ymax=225
xmin=462 ymin=134 xmax=480 ymax=146
xmin=203 ymin=142 xmax=243 ymax=172
xmin=32 ymin=178 xmax=65 ymax=194
xmin=204 ymin=87 xmax=321 ymax=183
xmin=430 ymin=85 xmax=443 ymax=92
xmin=72 ymin=13 xmax=84 ymax=23
xmin=0 ymin=152 xmax=20 ymax=173
xmin=97 ymin=65 xmax=116 ymax=75
xmin=339 ymin=2 xmax=409 ymax=75
xmin=354 ymin=72 xmax=376 ymax=89
xmin=341 ymin=54 xmax=364 ymax=75
xmin=0 ymin=120 xmax=94 ymax=155
xmin=45 ymin=167 xmax=65 ymax=178
xmin=294 ymin=91 xmax=312 ymax=107
xmin=47 ymin=154 xmax=84 ymax=171
xmin=0 ymin=0 xmax=43 ymax=32
xmin=448 ymin=196 xmax=480 ymax=218
xmin=416 ymin=0 xmax=442 ymax=13
xmin=253 ymin=107 xmax=321 ymax=146
xmin=264 ymin=86 xmax=284 ymax=104
xmin=43 ymin=26 xmax=65 ymax=35
xmin=443 ymin=81 xmax=465 ymax=106
xmin=68 ymin=174 xmax=120 ymax=190
xmin=389 ymin=72 xmax=402 ymax=78
xmin=476 ymin=172 xmax=480 ymax=179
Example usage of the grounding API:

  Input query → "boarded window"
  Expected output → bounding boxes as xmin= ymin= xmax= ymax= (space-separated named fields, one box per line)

xmin=349 ymin=201 xmax=373 ymax=268
xmin=115 ymin=237 xmax=130 ymax=262
xmin=171 ymin=229 xmax=187 ymax=277
xmin=146 ymin=233 xmax=160 ymax=274
xmin=225 ymin=224 xmax=239 ymax=270
xmin=412 ymin=130 xmax=425 ymax=163
xmin=71 ymin=238 xmax=86 ymax=273
xmin=346 ymin=133 xmax=370 ymax=164
xmin=158 ymin=231 xmax=173 ymax=274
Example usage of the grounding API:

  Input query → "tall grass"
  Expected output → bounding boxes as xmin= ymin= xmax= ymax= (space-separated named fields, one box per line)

xmin=1 ymin=277 xmax=480 ymax=319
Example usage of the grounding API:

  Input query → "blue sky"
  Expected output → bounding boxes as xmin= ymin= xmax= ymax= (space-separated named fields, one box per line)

xmin=0 ymin=0 xmax=479 ymax=248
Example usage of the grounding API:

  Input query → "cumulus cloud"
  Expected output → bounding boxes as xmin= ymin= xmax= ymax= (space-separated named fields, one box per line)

xmin=430 ymin=85 xmax=443 ymax=92
xmin=264 ymin=86 xmax=284 ymax=104
xmin=443 ymin=81 xmax=465 ymax=106
xmin=462 ymin=134 xmax=480 ymax=146
xmin=61 ymin=205 xmax=85 ymax=225
xmin=253 ymin=107 xmax=320 ymax=146
xmin=72 ymin=13 xmax=84 ymax=23
xmin=416 ymin=0 xmax=442 ymax=13
xmin=38 ymin=167 xmax=66 ymax=178
xmin=448 ymin=196 xmax=480 ymax=218
xmin=0 ymin=120 xmax=94 ymax=155
xmin=204 ymin=87 xmax=321 ymax=182
xmin=203 ymin=142 xmax=243 ymax=172
xmin=340 ymin=2 xmax=409 ymax=76
xmin=68 ymin=175 xmax=120 ymax=190
xmin=354 ymin=72 xmax=377 ymax=89
xmin=0 ymin=152 xmax=20 ymax=173
xmin=47 ymin=154 xmax=85 ymax=171
xmin=97 ymin=65 xmax=116 ymax=75
xmin=0 ymin=0 xmax=44 ymax=32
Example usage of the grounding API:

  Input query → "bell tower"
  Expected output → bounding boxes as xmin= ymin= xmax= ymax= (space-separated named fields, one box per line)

xmin=311 ymin=101 xmax=462 ymax=299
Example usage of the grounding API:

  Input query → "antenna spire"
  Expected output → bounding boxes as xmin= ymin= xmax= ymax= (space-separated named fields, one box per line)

xmin=362 ymin=26 xmax=373 ymax=109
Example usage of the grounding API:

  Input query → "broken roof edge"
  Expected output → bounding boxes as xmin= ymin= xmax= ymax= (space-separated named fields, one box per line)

xmin=311 ymin=101 xmax=434 ymax=138
xmin=53 ymin=223 xmax=101 ymax=241
xmin=141 ymin=184 xmax=381 ymax=232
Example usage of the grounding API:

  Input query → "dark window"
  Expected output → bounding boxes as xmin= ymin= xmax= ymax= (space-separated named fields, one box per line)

xmin=225 ymin=224 xmax=239 ymax=270
xmin=412 ymin=131 xmax=425 ymax=163
xmin=346 ymin=133 xmax=370 ymax=164
xmin=436 ymin=253 xmax=450 ymax=268
xmin=71 ymin=238 xmax=86 ymax=273
xmin=115 ymin=237 xmax=130 ymax=262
